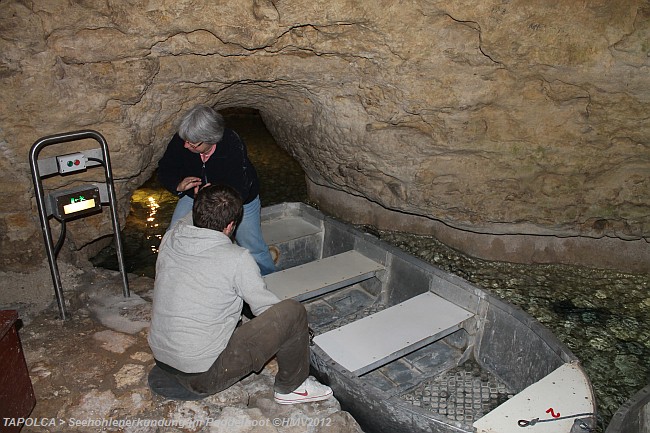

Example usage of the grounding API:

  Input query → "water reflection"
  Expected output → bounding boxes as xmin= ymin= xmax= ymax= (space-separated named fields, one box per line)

xmin=92 ymin=109 xmax=648 ymax=429
xmin=95 ymin=178 xmax=177 ymax=276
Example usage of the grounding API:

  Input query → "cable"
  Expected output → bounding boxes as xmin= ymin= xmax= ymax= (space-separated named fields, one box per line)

xmin=518 ymin=413 xmax=596 ymax=430
xmin=52 ymin=215 xmax=66 ymax=258
xmin=87 ymin=156 xmax=106 ymax=167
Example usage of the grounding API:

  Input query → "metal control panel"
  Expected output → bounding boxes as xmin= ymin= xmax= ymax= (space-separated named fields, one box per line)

xmin=30 ymin=130 xmax=130 ymax=320
xmin=48 ymin=185 xmax=102 ymax=220
xmin=56 ymin=152 xmax=88 ymax=174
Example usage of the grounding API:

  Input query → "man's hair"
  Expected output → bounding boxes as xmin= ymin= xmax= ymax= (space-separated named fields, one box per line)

xmin=178 ymin=104 xmax=225 ymax=144
xmin=192 ymin=184 xmax=243 ymax=232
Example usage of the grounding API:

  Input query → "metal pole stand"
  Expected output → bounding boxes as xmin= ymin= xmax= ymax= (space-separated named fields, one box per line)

xmin=29 ymin=130 xmax=130 ymax=320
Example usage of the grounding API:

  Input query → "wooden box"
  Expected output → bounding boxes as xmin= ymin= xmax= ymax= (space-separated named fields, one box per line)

xmin=0 ymin=310 xmax=36 ymax=432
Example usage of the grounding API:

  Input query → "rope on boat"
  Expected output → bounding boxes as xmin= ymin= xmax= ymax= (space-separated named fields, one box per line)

xmin=308 ymin=327 xmax=315 ymax=346
xmin=518 ymin=413 xmax=596 ymax=430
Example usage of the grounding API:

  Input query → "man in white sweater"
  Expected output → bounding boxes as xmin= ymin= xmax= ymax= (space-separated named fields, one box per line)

xmin=148 ymin=184 xmax=332 ymax=404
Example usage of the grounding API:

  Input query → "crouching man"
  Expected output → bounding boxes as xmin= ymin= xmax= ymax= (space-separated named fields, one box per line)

xmin=147 ymin=184 xmax=332 ymax=404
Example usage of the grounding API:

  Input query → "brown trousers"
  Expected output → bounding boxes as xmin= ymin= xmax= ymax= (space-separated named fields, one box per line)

xmin=158 ymin=299 xmax=310 ymax=395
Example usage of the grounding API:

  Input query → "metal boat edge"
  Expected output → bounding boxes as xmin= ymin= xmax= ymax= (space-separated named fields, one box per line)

xmin=605 ymin=384 xmax=650 ymax=433
xmin=261 ymin=202 xmax=597 ymax=433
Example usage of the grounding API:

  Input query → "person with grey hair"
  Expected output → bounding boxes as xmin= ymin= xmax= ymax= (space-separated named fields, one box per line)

xmin=157 ymin=104 xmax=276 ymax=275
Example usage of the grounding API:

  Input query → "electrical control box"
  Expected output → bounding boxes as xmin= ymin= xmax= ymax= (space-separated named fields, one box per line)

xmin=48 ymin=185 xmax=102 ymax=220
xmin=56 ymin=152 xmax=88 ymax=174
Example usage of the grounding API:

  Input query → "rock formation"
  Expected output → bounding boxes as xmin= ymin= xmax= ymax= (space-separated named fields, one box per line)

xmin=1 ymin=0 xmax=648 ymax=275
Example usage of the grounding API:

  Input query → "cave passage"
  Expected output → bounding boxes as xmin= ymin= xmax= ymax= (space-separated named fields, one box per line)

xmin=90 ymin=107 xmax=308 ymax=277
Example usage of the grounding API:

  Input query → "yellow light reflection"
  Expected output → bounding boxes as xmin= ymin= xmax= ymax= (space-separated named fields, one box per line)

xmin=146 ymin=196 xmax=160 ymax=228
xmin=145 ymin=196 xmax=162 ymax=254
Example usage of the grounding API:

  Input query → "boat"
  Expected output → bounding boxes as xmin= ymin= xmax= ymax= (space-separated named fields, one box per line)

xmin=259 ymin=202 xmax=596 ymax=433
xmin=605 ymin=384 xmax=649 ymax=433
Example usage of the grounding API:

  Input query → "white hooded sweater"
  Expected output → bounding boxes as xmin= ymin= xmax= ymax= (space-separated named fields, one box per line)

xmin=147 ymin=214 xmax=280 ymax=373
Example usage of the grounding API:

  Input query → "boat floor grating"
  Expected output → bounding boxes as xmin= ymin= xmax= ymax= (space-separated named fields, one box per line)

xmin=362 ymin=341 xmax=461 ymax=395
xmin=305 ymin=286 xmax=514 ymax=428
xmin=400 ymin=360 xmax=514 ymax=426
xmin=305 ymin=286 xmax=384 ymax=333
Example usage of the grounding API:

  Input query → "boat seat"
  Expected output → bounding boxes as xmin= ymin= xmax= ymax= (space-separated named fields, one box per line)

xmin=313 ymin=291 xmax=474 ymax=376
xmin=264 ymin=250 xmax=385 ymax=302
xmin=473 ymin=362 xmax=595 ymax=433
xmin=261 ymin=216 xmax=321 ymax=245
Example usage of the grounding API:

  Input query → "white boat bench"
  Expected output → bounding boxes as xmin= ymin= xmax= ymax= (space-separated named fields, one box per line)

xmin=313 ymin=291 xmax=475 ymax=376
xmin=264 ymin=250 xmax=385 ymax=302
xmin=473 ymin=362 xmax=595 ymax=433
xmin=261 ymin=216 xmax=321 ymax=245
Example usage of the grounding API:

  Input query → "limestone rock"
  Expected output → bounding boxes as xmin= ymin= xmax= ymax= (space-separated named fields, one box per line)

xmin=114 ymin=363 xmax=147 ymax=389
xmin=67 ymin=389 xmax=120 ymax=421
xmin=0 ymin=0 xmax=648 ymax=274
xmin=93 ymin=329 xmax=137 ymax=354
xmin=131 ymin=351 xmax=154 ymax=363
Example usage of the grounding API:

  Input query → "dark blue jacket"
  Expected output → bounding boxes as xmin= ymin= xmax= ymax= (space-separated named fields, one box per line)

xmin=157 ymin=129 xmax=260 ymax=204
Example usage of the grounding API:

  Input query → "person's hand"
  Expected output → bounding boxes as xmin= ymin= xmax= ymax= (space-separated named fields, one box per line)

xmin=195 ymin=182 xmax=211 ymax=195
xmin=176 ymin=176 xmax=202 ymax=193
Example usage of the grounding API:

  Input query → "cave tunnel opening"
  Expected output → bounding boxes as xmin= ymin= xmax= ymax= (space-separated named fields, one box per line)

xmin=90 ymin=107 xmax=308 ymax=277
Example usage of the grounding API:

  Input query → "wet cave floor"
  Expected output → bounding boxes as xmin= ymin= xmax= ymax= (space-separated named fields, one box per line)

xmin=92 ymin=110 xmax=649 ymax=430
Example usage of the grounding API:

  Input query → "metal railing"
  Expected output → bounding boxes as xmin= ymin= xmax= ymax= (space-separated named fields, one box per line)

xmin=29 ymin=130 xmax=129 ymax=320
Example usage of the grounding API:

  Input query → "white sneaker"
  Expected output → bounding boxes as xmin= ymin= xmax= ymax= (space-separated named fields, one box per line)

xmin=274 ymin=377 xmax=333 ymax=405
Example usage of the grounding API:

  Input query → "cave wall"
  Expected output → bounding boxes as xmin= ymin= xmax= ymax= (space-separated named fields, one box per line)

xmin=1 ymin=0 xmax=648 ymax=273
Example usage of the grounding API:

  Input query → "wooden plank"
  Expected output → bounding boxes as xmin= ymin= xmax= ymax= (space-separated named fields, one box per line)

xmin=473 ymin=363 xmax=595 ymax=433
xmin=264 ymin=250 xmax=384 ymax=302
xmin=313 ymin=291 xmax=474 ymax=376
xmin=261 ymin=216 xmax=321 ymax=245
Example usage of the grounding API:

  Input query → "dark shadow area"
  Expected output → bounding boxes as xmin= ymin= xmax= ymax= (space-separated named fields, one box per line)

xmin=222 ymin=108 xmax=308 ymax=207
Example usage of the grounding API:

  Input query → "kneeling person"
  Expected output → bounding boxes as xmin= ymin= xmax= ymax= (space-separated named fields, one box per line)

xmin=148 ymin=184 xmax=332 ymax=404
